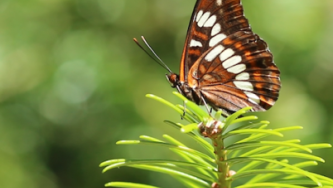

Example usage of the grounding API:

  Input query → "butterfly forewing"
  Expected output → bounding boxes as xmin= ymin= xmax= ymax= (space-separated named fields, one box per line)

xmin=180 ymin=0 xmax=251 ymax=82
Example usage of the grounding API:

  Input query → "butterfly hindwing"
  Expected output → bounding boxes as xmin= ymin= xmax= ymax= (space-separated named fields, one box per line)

xmin=187 ymin=31 xmax=280 ymax=114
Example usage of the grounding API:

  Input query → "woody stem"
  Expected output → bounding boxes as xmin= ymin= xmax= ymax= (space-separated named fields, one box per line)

xmin=212 ymin=135 xmax=231 ymax=188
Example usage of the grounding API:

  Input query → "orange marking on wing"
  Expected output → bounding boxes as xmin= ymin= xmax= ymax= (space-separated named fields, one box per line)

xmin=179 ymin=44 xmax=187 ymax=82
xmin=222 ymin=37 xmax=235 ymax=45
xmin=188 ymin=49 xmax=202 ymax=56
xmin=193 ymin=30 xmax=208 ymax=40
xmin=259 ymin=95 xmax=275 ymax=106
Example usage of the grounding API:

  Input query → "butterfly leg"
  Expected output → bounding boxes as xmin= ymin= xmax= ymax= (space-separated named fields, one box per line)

xmin=201 ymin=95 xmax=212 ymax=116
xmin=181 ymin=101 xmax=187 ymax=120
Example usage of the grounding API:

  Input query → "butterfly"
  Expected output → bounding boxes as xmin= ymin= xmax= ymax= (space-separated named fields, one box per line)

xmin=165 ymin=0 xmax=281 ymax=116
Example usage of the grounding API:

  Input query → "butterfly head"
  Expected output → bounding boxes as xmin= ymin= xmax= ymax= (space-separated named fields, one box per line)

xmin=166 ymin=73 xmax=180 ymax=88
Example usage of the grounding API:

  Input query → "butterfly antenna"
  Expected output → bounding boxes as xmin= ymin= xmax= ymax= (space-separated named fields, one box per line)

xmin=133 ymin=36 xmax=173 ymax=73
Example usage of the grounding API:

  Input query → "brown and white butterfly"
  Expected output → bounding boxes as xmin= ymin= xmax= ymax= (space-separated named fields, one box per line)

xmin=139 ymin=0 xmax=281 ymax=116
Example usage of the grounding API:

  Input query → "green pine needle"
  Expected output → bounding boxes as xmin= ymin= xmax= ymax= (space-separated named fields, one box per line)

xmin=100 ymin=92 xmax=333 ymax=188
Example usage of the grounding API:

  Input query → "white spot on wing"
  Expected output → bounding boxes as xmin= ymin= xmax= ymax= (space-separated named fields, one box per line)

xmin=211 ymin=23 xmax=221 ymax=36
xmin=223 ymin=55 xmax=242 ymax=69
xmin=236 ymin=72 xmax=250 ymax=80
xmin=196 ymin=10 xmax=203 ymax=22
xmin=227 ymin=64 xmax=246 ymax=74
xmin=244 ymin=91 xmax=260 ymax=104
xmin=205 ymin=45 xmax=224 ymax=61
xmin=220 ymin=48 xmax=235 ymax=62
xmin=216 ymin=0 xmax=222 ymax=6
xmin=189 ymin=39 xmax=203 ymax=47
xmin=233 ymin=81 xmax=253 ymax=91
xmin=197 ymin=12 xmax=211 ymax=27
xmin=209 ymin=33 xmax=226 ymax=47
xmin=204 ymin=15 xmax=216 ymax=27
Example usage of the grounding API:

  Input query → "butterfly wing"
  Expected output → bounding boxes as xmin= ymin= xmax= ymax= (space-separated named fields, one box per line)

xmin=179 ymin=0 xmax=280 ymax=115
xmin=187 ymin=31 xmax=280 ymax=115
xmin=180 ymin=0 xmax=251 ymax=83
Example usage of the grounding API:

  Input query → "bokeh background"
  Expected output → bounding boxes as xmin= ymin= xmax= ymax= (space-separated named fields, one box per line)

xmin=0 ymin=0 xmax=333 ymax=187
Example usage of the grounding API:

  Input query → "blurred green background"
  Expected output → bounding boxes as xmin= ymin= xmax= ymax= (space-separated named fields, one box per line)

xmin=0 ymin=0 xmax=332 ymax=187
